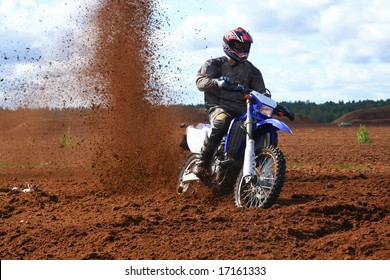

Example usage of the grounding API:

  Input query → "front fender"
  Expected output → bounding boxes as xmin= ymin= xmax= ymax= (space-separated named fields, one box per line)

xmin=255 ymin=119 xmax=293 ymax=135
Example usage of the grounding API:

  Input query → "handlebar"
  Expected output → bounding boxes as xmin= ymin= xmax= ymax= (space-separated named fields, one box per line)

xmin=218 ymin=80 xmax=295 ymax=121
xmin=218 ymin=80 xmax=272 ymax=97
xmin=217 ymin=80 xmax=250 ymax=93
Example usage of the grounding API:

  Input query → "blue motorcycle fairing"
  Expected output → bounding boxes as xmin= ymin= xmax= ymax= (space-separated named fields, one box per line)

xmin=224 ymin=116 xmax=246 ymax=153
xmin=249 ymin=94 xmax=277 ymax=121
xmin=254 ymin=118 xmax=293 ymax=135
xmin=223 ymin=113 xmax=293 ymax=156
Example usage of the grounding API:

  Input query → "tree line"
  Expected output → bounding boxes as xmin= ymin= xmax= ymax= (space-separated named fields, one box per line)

xmin=183 ymin=99 xmax=390 ymax=123
xmin=278 ymin=99 xmax=390 ymax=123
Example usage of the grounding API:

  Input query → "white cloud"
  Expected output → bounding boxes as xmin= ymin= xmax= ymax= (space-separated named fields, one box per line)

xmin=319 ymin=0 xmax=390 ymax=63
xmin=221 ymin=0 xmax=335 ymax=35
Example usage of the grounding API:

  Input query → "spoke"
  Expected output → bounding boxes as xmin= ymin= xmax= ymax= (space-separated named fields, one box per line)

xmin=243 ymin=185 xmax=255 ymax=206
xmin=259 ymin=184 xmax=272 ymax=190
xmin=259 ymin=157 xmax=267 ymax=170
xmin=239 ymin=164 xmax=275 ymax=208
xmin=247 ymin=196 xmax=257 ymax=208
xmin=237 ymin=147 xmax=283 ymax=208
xmin=242 ymin=189 xmax=252 ymax=201
xmin=263 ymin=160 xmax=272 ymax=170
xmin=261 ymin=176 xmax=275 ymax=181
xmin=254 ymin=195 xmax=263 ymax=207
xmin=258 ymin=189 xmax=268 ymax=198
xmin=242 ymin=184 xmax=264 ymax=208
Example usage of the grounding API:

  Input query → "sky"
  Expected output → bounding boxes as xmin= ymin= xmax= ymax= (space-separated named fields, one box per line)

xmin=157 ymin=0 xmax=390 ymax=104
xmin=1 ymin=0 xmax=389 ymax=108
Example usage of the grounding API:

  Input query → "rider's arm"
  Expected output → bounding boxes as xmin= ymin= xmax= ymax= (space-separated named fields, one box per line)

xmin=196 ymin=58 xmax=222 ymax=91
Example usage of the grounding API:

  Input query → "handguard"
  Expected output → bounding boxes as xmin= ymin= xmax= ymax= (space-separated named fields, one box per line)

xmin=275 ymin=105 xmax=295 ymax=121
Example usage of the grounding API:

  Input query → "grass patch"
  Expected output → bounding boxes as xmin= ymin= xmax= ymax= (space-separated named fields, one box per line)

xmin=340 ymin=162 xmax=367 ymax=171
xmin=60 ymin=127 xmax=74 ymax=148
xmin=356 ymin=124 xmax=372 ymax=144
xmin=0 ymin=160 xmax=41 ymax=169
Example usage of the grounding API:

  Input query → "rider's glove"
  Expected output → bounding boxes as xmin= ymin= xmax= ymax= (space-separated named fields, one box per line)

xmin=219 ymin=76 xmax=232 ymax=84
xmin=216 ymin=76 xmax=233 ymax=89
xmin=284 ymin=106 xmax=295 ymax=121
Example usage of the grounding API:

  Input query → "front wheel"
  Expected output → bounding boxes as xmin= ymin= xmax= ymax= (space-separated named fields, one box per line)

xmin=234 ymin=146 xmax=286 ymax=208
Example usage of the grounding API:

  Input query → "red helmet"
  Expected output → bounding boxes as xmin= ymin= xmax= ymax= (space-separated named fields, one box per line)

xmin=223 ymin=27 xmax=253 ymax=62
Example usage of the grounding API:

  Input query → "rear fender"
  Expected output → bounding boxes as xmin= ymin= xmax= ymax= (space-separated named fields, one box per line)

xmin=186 ymin=124 xmax=211 ymax=153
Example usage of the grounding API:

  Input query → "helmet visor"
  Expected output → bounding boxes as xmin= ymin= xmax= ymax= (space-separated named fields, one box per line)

xmin=230 ymin=41 xmax=251 ymax=53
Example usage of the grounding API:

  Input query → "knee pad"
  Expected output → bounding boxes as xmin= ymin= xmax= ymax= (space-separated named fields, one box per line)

xmin=209 ymin=112 xmax=232 ymax=144
xmin=210 ymin=109 xmax=231 ymax=129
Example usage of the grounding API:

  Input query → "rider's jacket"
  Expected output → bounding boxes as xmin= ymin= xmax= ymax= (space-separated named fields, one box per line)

xmin=196 ymin=56 xmax=266 ymax=117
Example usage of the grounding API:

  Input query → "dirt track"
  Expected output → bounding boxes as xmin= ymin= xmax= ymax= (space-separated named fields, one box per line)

xmin=0 ymin=108 xmax=389 ymax=260
xmin=1 ymin=0 xmax=389 ymax=260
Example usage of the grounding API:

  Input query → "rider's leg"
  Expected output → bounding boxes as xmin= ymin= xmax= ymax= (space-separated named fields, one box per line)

xmin=193 ymin=108 xmax=231 ymax=176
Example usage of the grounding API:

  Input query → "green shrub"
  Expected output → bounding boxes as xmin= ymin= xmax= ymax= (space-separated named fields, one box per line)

xmin=356 ymin=124 xmax=371 ymax=144
xmin=60 ymin=127 xmax=74 ymax=148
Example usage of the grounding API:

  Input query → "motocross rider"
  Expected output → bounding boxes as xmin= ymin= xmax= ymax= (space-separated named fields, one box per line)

xmin=193 ymin=27 xmax=268 ymax=177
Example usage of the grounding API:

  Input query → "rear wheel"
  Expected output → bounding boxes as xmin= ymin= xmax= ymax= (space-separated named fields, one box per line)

xmin=177 ymin=154 xmax=199 ymax=194
xmin=234 ymin=146 xmax=286 ymax=208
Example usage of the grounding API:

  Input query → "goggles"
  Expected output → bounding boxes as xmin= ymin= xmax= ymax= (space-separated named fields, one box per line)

xmin=230 ymin=41 xmax=251 ymax=53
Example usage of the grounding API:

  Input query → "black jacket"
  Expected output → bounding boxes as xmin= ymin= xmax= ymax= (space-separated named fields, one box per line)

xmin=196 ymin=56 xmax=266 ymax=116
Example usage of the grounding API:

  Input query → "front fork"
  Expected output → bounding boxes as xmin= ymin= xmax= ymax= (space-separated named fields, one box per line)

xmin=242 ymin=99 xmax=256 ymax=181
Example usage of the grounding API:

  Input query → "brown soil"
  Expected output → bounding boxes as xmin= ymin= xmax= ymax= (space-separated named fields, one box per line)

xmin=333 ymin=106 xmax=390 ymax=126
xmin=1 ymin=0 xmax=389 ymax=260
xmin=1 ymin=107 xmax=389 ymax=260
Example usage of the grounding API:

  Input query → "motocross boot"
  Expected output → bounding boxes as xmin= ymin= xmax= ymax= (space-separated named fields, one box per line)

xmin=192 ymin=136 xmax=217 ymax=178
xmin=193 ymin=108 xmax=231 ymax=178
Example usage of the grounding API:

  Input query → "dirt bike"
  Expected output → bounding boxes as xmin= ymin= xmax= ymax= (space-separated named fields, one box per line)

xmin=177 ymin=81 xmax=295 ymax=208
